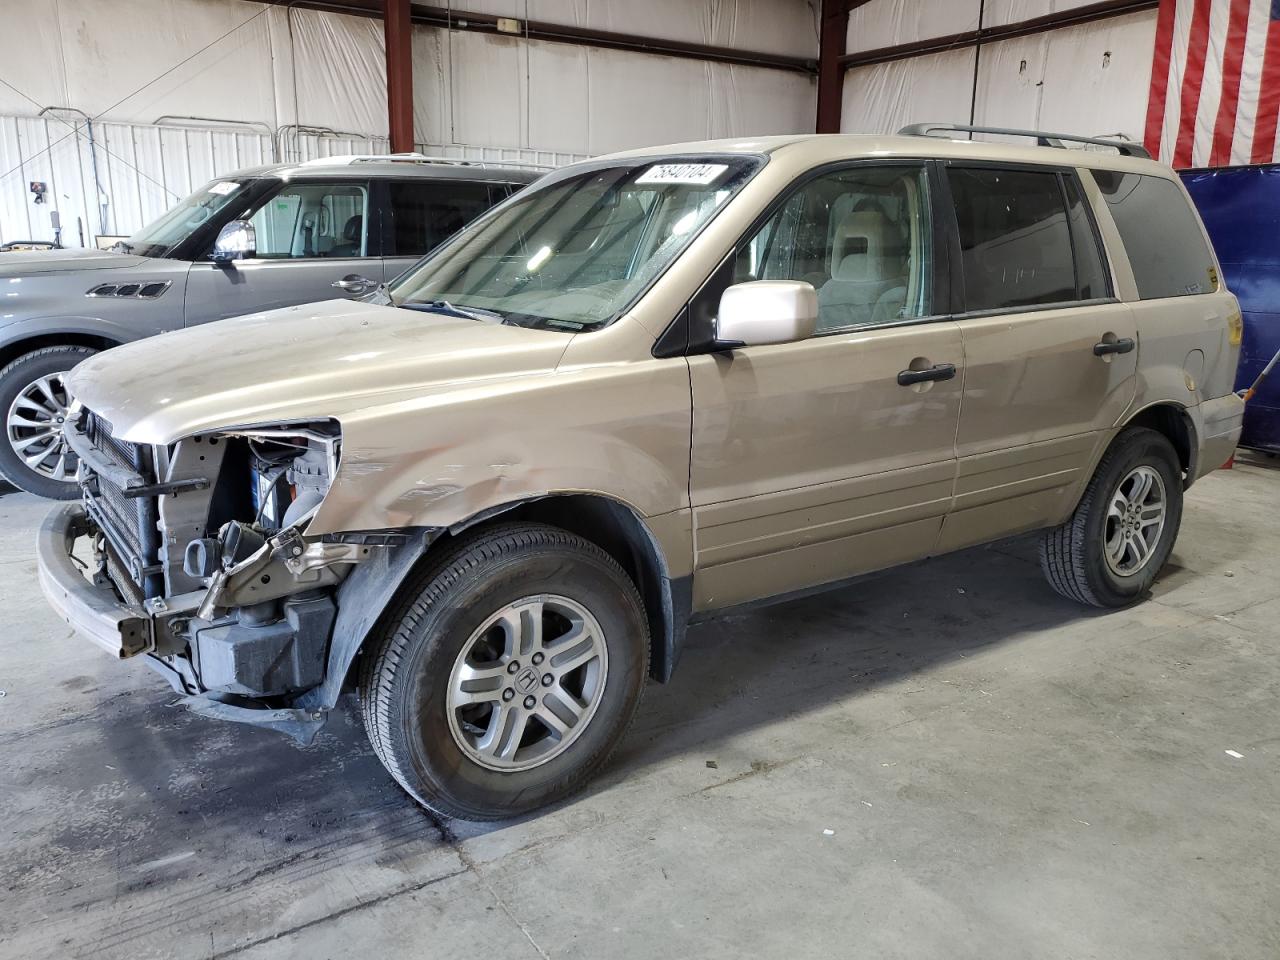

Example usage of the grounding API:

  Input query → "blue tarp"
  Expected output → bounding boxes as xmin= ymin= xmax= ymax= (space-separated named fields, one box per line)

xmin=1182 ymin=165 xmax=1280 ymax=452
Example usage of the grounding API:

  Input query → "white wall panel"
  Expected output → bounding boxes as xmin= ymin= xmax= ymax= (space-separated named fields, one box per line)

xmin=288 ymin=9 xmax=389 ymax=138
xmin=1036 ymin=12 xmax=1157 ymax=140
xmin=708 ymin=63 xmax=816 ymax=141
xmin=841 ymin=48 xmax=977 ymax=134
xmin=0 ymin=0 xmax=279 ymax=127
xmin=452 ymin=0 xmax=818 ymax=59
xmin=526 ymin=41 xmax=591 ymax=155
xmin=984 ymin=0 xmax=1109 ymax=27
xmin=973 ymin=11 xmax=1158 ymax=141
xmin=411 ymin=24 xmax=815 ymax=157
xmin=847 ymin=0 xmax=981 ymax=54
xmin=446 ymin=31 xmax=530 ymax=149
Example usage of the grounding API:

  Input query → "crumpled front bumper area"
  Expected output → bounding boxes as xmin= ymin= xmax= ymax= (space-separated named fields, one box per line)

xmin=37 ymin=502 xmax=152 ymax=659
xmin=37 ymin=501 xmax=329 ymax=744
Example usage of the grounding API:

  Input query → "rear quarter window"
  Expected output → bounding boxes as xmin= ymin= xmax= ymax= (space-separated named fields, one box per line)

xmin=1090 ymin=170 xmax=1218 ymax=300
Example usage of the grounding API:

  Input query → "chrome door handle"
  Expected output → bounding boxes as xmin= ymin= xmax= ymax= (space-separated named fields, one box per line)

xmin=332 ymin=274 xmax=375 ymax=294
xmin=897 ymin=362 xmax=957 ymax=386
xmin=1093 ymin=337 xmax=1135 ymax=356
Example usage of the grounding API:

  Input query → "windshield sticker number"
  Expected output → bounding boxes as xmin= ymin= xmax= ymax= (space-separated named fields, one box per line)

xmin=208 ymin=181 xmax=239 ymax=196
xmin=636 ymin=164 xmax=729 ymax=186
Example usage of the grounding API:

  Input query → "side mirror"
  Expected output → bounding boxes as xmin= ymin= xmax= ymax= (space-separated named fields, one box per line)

xmin=714 ymin=280 xmax=818 ymax=350
xmin=211 ymin=219 xmax=256 ymax=262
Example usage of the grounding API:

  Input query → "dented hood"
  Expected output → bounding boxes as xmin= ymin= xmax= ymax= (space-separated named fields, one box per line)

xmin=66 ymin=299 xmax=574 ymax=443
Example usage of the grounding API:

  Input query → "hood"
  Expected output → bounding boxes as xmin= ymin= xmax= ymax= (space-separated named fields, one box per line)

xmin=67 ymin=299 xmax=576 ymax=443
xmin=0 ymin=248 xmax=152 ymax=276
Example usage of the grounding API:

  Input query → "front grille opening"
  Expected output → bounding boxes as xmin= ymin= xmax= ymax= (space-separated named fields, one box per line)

xmin=84 ymin=412 xmax=163 ymax=600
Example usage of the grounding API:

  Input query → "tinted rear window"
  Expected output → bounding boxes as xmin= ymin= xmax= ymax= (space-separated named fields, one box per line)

xmin=1090 ymin=170 xmax=1217 ymax=299
xmin=948 ymin=167 xmax=1078 ymax=311
xmin=386 ymin=180 xmax=497 ymax=257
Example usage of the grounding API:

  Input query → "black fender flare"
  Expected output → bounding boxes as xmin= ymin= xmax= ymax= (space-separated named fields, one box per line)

xmin=293 ymin=527 xmax=438 ymax=712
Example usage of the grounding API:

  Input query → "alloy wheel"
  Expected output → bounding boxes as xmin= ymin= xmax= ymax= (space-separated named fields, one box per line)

xmin=446 ymin=594 xmax=609 ymax=772
xmin=1104 ymin=465 xmax=1167 ymax=577
xmin=5 ymin=372 xmax=77 ymax=483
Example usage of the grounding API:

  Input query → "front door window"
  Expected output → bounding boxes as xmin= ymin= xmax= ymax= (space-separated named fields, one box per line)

xmin=736 ymin=164 xmax=934 ymax=332
xmin=246 ymin=181 xmax=371 ymax=259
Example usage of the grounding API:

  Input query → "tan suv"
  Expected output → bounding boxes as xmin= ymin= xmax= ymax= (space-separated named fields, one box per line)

xmin=38 ymin=125 xmax=1244 ymax=820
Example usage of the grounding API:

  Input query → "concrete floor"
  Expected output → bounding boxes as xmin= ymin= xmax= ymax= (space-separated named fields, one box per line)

xmin=2 ymin=459 xmax=1278 ymax=960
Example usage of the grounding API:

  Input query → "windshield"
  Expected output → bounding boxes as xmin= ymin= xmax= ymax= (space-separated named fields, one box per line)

xmin=117 ymin=179 xmax=258 ymax=258
xmin=388 ymin=156 xmax=762 ymax=330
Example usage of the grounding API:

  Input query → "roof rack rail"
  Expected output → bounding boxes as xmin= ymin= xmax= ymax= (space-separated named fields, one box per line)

xmin=299 ymin=153 xmax=554 ymax=171
xmin=897 ymin=123 xmax=1152 ymax=159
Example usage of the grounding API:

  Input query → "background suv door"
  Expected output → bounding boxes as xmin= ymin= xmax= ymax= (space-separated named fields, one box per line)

xmin=182 ymin=178 xmax=379 ymax=326
xmin=936 ymin=163 xmax=1139 ymax=553
xmin=378 ymin=178 xmax=511 ymax=283
xmin=687 ymin=161 xmax=963 ymax=610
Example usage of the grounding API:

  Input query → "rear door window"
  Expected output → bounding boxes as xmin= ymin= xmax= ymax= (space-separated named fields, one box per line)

xmin=947 ymin=166 xmax=1099 ymax=312
xmin=1089 ymin=170 xmax=1218 ymax=299
xmin=385 ymin=180 xmax=497 ymax=257
xmin=1062 ymin=174 xmax=1110 ymax=301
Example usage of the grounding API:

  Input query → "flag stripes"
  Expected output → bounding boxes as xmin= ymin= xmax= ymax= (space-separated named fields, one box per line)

xmin=1146 ymin=0 xmax=1280 ymax=167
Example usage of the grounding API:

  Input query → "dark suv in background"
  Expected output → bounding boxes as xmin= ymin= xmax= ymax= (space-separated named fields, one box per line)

xmin=0 ymin=154 xmax=542 ymax=498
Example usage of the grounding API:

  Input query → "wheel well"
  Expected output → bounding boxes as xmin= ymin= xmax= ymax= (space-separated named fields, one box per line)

xmin=447 ymin=495 xmax=686 ymax=682
xmin=1126 ymin=404 xmax=1196 ymax=482
xmin=0 ymin=333 xmax=119 ymax=371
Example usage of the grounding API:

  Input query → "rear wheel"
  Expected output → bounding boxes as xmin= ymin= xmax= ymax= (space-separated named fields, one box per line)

xmin=0 ymin=346 xmax=96 ymax=499
xmin=359 ymin=523 xmax=649 ymax=820
xmin=1040 ymin=426 xmax=1183 ymax=607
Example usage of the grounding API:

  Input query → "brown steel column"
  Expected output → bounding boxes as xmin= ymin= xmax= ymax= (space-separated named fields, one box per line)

xmin=384 ymin=0 xmax=414 ymax=152
xmin=816 ymin=0 xmax=849 ymax=133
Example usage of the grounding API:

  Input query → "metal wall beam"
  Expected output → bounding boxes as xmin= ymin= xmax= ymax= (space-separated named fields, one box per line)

xmin=816 ymin=0 xmax=849 ymax=133
xmin=383 ymin=0 xmax=413 ymax=152
xmin=259 ymin=0 xmax=816 ymax=74
xmin=839 ymin=0 xmax=1158 ymax=71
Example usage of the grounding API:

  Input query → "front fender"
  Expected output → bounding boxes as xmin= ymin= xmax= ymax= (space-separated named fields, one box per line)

xmin=0 ymin=314 xmax=145 ymax=351
xmin=307 ymin=356 xmax=693 ymax=539
xmin=293 ymin=528 xmax=437 ymax=712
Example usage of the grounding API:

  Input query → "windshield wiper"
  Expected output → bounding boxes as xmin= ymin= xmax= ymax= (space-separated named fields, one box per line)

xmin=399 ymin=299 xmax=506 ymax=323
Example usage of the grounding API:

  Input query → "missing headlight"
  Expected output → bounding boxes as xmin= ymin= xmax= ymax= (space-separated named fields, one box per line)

xmin=217 ymin=423 xmax=341 ymax=532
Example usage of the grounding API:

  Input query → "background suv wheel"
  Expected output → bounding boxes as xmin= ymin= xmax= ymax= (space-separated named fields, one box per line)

xmin=359 ymin=522 xmax=650 ymax=821
xmin=0 ymin=346 xmax=97 ymax=500
xmin=1040 ymin=426 xmax=1184 ymax=608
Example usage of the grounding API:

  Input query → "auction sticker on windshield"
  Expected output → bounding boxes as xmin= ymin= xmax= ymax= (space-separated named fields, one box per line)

xmin=636 ymin=164 xmax=728 ymax=185
xmin=208 ymin=181 xmax=240 ymax=196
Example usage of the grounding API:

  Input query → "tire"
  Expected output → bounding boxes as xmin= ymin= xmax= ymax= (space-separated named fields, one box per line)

xmin=1040 ymin=426 xmax=1184 ymax=608
xmin=0 ymin=346 xmax=96 ymax=499
xmin=359 ymin=522 xmax=650 ymax=821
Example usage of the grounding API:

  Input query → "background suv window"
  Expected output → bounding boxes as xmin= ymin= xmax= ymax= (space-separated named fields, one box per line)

xmin=1090 ymin=170 xmax=1218 ymax=299
xmin=947 ymin=167 xmax=1084 ymax=312
xmin=734 ymin=164 xmax=934 ymax=332
xmin=386 ymin=180 xmax=497 ymax=257
xmin=248 ymin=181 xmax=370 ymax=258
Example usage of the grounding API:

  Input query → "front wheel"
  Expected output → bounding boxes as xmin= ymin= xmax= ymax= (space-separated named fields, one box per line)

xmin=1040 ymin=426 xmax=1184 ymax=607
xmin=0 ymin=346 xmax=97 ymax=499
xmin=359 ymin=523 xmax=650 ymax=820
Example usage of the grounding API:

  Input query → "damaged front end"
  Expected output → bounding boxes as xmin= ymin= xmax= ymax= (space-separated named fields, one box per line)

xmin=39 ymin=405 xmax=415 ymax=743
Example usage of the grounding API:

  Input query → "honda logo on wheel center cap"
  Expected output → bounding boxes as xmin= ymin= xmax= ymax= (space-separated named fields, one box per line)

xmin=515 ymin=668 xmax=539 ymax=693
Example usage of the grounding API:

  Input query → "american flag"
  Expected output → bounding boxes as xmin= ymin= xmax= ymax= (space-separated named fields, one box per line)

xmin=1145 ymin=0 xmax=1280 ymax=167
